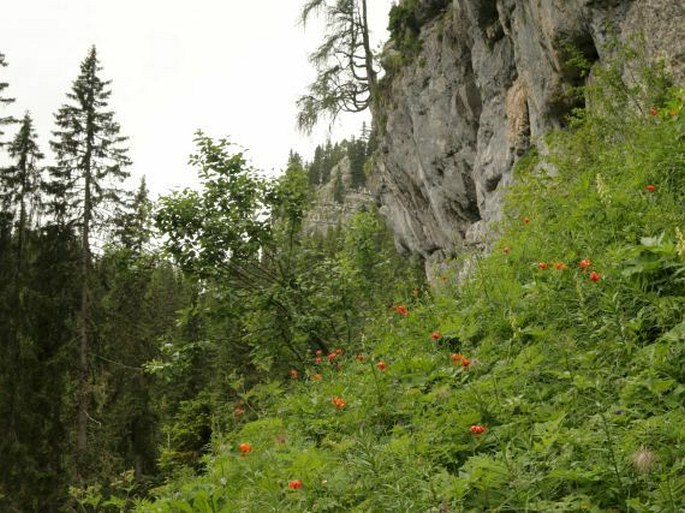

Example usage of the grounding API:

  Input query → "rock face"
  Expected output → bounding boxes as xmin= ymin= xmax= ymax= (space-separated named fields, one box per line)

xmin=371 ymin=0 xmax=685 ymax=280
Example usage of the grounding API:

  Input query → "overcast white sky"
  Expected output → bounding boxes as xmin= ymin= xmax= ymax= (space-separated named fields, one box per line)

xmin=1 ymin=0 xmax=393 ymax=197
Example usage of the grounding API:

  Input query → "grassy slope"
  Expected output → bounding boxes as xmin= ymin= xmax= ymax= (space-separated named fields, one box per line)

xmin=138 ymin=73 xmax=685 ymax=512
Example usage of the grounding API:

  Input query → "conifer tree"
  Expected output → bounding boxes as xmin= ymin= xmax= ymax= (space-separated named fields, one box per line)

xmin=0 ymin=115 xmax=76 ymax=509
xmin=333 ymin=168 xmax=345 ymax=203
xmin=46 ymin=45 xmax=131 ymax=468
xmin=297 ymin=0 xmax=378 ymax=132
xmin=308 ymin=145 xmax=324 ymax=186
xmin=0 ymin=112 xmax=43 ymax=484
xmin=0 ymin=52 xmax=16 ymax=143
xmin=113 ymin=176 xmax=153 ymax=256
xmin=347 ymin=135 xmax=367 ymax=189
xmin=1 ymin=112 xmax=44 ymax=263
xmin=0 ymin=107 xmax=72 ymax=511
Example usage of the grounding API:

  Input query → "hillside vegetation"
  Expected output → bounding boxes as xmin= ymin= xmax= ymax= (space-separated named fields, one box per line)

xmin=126 ymin=59 xmax=685 ymax=512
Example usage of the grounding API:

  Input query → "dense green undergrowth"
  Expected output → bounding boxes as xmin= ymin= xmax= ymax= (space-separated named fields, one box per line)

xmin=132 ymin=63 xmax=685 ymax=511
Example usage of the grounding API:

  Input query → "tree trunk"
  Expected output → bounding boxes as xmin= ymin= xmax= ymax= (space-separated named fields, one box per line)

xmin=77 ymin=166 xmax=91 ymax=461
xmin=77 ymin=88 xmax=95 ymax=470
xmin=16 ymin=153 xmax=27 ymax=276
xmin=360 ymin=0 xmax=378 ymax=113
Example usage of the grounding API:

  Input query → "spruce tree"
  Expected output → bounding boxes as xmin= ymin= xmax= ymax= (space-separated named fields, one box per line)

xmin=0 ymin=111 xmax=45 ymax=508
xmin=308 ymin=145 xmax=324 ymax=187
xmin=333 ymin=168 xmax=345 ymax=204
xmin=46 ymin=45 xmax=131 ymax=470
xmin=347 ymin=135 xmax=367 ymax=189
xmin=1 ymin=112 xmax=44 ymax=263
xmin=0 ymin=52 xmax=16 ymax=143
xmin=113 ymin=176 xmax=153 ymax=256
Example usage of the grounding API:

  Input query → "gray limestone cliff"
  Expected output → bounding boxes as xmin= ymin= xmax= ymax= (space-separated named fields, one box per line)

xmin=370 ymin=0 xmax=685 ymax=280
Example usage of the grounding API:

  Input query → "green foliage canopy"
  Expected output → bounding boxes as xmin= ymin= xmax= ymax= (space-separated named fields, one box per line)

xmin=156 ymin=131 xmax=271 ymax=281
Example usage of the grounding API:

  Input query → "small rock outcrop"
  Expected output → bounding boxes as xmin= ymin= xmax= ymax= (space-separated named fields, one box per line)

xmin=371 ymin=0 xmax=685 ymax=280
xmin=303 ymin=156 xmax=374 ymax=235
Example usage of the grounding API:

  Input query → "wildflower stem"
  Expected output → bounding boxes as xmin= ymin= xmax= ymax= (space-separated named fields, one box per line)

xmin=598 ymin=408 xmax=626 ymax=499
xmin=369 ymin=358 xmax=384 ymax=407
